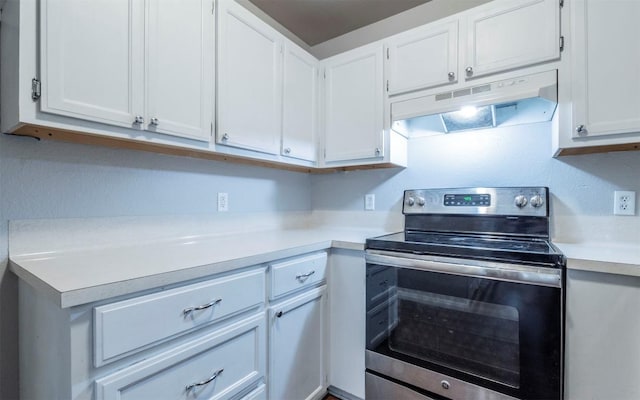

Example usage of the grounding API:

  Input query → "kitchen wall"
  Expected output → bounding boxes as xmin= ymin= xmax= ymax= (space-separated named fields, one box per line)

xmin=0 ymin=134 xmax=312 ymax=399
xmin=311 ymin=122 xmax=640 ymax=242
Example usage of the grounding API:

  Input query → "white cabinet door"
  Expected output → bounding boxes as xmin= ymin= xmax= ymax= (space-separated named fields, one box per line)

xmin=282 ymin=41 xmax=319 ymax=162
xmin=269 ymin=286 xmax=326 ymax=400
xmin=146 ymin=0 xmax=214 ymax=141
xmin=328 ymin=249 xmax=366 ymax=399
xmin=565 ymin=270 xmax=640 ymax=400
xmin=387 ymin=20 xmax=458 ymax=95
xmin=324 ymin=44 xmax=384 ymax=163
xmin=40 ymin=0 xmax=144 ymax=128
xmin=217 ymin=0 xmax=281 ymax=154
xmin=464 ymin=0 xmax=560 ymax=80
xmin=570 ymin=0 xmax=640 ymax=139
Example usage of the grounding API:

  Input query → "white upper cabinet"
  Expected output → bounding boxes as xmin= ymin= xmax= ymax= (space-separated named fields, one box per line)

xmin=40 ymin=0 xmax=213 ymax=141
xmin=570 ymin=0 xmax=640 ymax=139
xmin=217 ymin=0 xmax=282 ymax=155
xmin=463 ymin=0 xmax=560 ymax=80
xmin=146 ymin=0 xmax=214 ymax=141
xmin=282 ymin=41 xmax=318 ymax=162
xmin=386 ymin=20 xmax=459 ymax=95
xmin=323 ymin=43 xmax=385 ymax=163
xmin=40 ymin=0 xmax=145 ymax=128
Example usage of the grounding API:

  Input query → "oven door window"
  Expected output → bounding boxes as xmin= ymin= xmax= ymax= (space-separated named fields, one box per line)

xmin=366 ymin=264 xmax=562 ymax=399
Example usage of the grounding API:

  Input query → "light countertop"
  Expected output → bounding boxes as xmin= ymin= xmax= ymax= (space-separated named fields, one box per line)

xmin=10 ymin=227 xmax=390 ymax=308
xmin=555 ymin=242 xmax=640 ymax=277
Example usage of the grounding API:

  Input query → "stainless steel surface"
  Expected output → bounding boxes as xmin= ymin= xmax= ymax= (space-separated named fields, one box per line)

xmin=365 ymin=250 xmax=562 ymax=288
xmin=465 ymin=66 xmax=474 ymax=75
xmin=150 ymin=117 xmax=159 ymax=126
xmin=514 ymin=194 xmax=528 ymax=208
xmin=530 ymin=194 xmax=544 ymax=208
xmin=182 ymin=298 xmax=222 ymax=316
xmin=185 ymin=368 xmax=223 ymax=391
xmin=295 ymin=270 xmax=315 ymax=281
xmin=222 ymin=133 xmax=230 ymax=141
xmin=366 ymin=372 xmax=436 ymax=400
xmin=134 ymin=115 xmax=144 ymax=124
xmin=403 ymin=187 xmax=548 ymax=216
xmin=366 ymin=351 xmax=519 ymax=400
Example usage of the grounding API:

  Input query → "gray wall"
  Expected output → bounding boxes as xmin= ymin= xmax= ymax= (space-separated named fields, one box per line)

xmin=0 ymin=134 xmax=312 ymax=399
xmin=311 ymin=122 xmax=640 ymax=219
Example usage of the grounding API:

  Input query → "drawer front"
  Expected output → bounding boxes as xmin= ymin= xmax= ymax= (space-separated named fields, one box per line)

xmin=241 ymin=384 xmax=266 ymax=400
xmin=95 ymin=312 xmax=266 ymax=400
xmin=94 ymin=268 xmax=265 ymax=367
xmin=270 ymin=252 xmax=327 ymax=300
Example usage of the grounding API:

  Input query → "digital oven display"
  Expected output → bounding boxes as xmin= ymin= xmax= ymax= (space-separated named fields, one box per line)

xmin=444 ymin=194 xmax=491 ymax=206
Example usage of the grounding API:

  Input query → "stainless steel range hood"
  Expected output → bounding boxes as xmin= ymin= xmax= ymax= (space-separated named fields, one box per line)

xmin=391 ymin=70 xmax=557 ymax=137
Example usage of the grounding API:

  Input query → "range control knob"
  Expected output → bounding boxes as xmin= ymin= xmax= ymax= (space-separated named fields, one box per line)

xmin=530 ymin=194 xmax=544 ymax=208
xmin=514 ymin=195 xmax=528 ymax=208
xmin=416 ymin=197 xmax=426 ymax=207
xmin=406 ymin=197 xmax=415 ymax=206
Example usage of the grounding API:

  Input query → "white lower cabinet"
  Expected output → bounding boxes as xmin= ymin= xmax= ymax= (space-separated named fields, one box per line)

xmin=95 ymin=313 xmax=266 ymax=400
xmin=268 ymin=286 xmax=327 ymax=400
xmin=565 ymin=269 xmax=640 ymax=400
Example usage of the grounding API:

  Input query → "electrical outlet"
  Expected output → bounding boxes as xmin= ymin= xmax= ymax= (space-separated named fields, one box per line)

xmin=217 ymin=192 xmax=229 ymax=212
xmin=614 ymin=190 xmax=636 ymax=216
xmin=365 ymin=194 xmax=375 ymax=211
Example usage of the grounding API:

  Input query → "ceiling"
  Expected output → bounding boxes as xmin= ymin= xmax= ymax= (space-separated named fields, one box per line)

xmin=247 ymin=0 xmax=432 ymax=46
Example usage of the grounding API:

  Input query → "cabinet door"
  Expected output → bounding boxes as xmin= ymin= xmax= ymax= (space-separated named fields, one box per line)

xmin=269 ymin=286 xmax=326 ymax=400
xmin=571 ymin=0 xmax=640 ymax=138
xmin=565 ymin=270 xmax=640 ymax=399
xmin=146 ymin=0 xmax=214 ymax=141
xmin=324 ymin=45 xmax=384 ymax=163
xmin=464 ymin=0 xmax=560 ymax=79
xmin=40 ymin=0 xmax=144 ymax=128
xmin=217 ymin=0 xmax=281 ymax=154
xmin=387 ymin=20 xmax=458 ymax=95
xmin=282 ymin=41 xmax=319 ymax=162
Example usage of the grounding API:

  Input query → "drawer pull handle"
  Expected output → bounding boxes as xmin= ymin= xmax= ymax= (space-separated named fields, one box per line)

xmin=183 ymin=298 xmax=222 ymax=316
xmin=295 ymin=270 xmax=315 ymax=281
xmin=185 ymin=368 xmax=224 ymax=391
xmin=276 ymin=310 xmax=284 ymax=318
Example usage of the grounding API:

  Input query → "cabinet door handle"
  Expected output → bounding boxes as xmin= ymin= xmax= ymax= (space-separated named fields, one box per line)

xmin=375 ymin=148 xmax=381 ymax=156
xmin=221 ymin=133 xmax=230 ymax=141
xmin=465 ymin=66 xmax=473 ymax=76
xmin=134 ymin=115 xmax=144 ymax=124
xmin=275 ymin=310 xmax=284 ymax=318
xmin=150 ymin=117 xmax=159 ymax=126
xmin=185 ymin=368 xmax=224 ymax=391
xmin=284 ymin=147 xmax=292 ymax=154
xmin=575 ymin=124 xmax=587 ymax=135
xmin=448 ymin=71 xmax=455 ymax=80
xmin=295 ymin=270 xmax=315 ymax=281
xmin=183 ymin=298 xmax=222 ymax=316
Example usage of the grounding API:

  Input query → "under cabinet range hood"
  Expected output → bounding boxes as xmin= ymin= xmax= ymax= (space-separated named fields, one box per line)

xmin=391 ymin=70 xmax=558 ymax=137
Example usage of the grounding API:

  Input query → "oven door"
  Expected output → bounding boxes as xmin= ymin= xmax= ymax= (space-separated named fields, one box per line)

xmin=365 ymin=250 xmax=564 ymax=400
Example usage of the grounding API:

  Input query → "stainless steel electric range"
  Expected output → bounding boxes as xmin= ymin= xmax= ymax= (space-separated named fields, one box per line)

xmin=365 ymin=187 xmax=565 ymax=400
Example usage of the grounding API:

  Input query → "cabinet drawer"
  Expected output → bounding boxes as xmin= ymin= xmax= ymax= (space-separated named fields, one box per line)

xmin=94 ymin=268 xmax=265 ymax=367
xmin=95 ymin=312 xmax=266 ymax=400
xmin=269 ymin=252 xmax=327 ymax=300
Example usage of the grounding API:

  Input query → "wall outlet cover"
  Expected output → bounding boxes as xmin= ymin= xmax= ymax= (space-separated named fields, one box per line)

xmin=614 ymin=190 xmax=636 ymax=216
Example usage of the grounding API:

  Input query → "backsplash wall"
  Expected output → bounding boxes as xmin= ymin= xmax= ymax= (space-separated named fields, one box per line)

xmin=310 ymin=122 xmax=640 ymax=241
xmin=0 ymin=134 xmax=312 ymax=399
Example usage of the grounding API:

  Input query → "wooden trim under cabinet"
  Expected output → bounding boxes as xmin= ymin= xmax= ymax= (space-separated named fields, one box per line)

xmin=7 ymin=123 xmax=405 ymax=174
xmin=556 ymin=142 xmax=640 ymax=156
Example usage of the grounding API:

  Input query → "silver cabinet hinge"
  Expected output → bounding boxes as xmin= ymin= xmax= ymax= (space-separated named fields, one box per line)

xmin=559 ymin=0 xmax=564 ymax=7
xmin=31 ymin=78 xmax=41 ymax=101
xmin=386 ymin=48 xmax=389 ymax=59
xmin=560 ymin=36 xmax=565 ymax=52
xmin=211 ymin=0 xmax=215 ymax=14
xmin=386 ymin=80 xmax=389 ymax=92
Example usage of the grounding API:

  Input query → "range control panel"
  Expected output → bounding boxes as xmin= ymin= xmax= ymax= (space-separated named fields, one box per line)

xmin=403 ymin=187 xmax=549 ymax=217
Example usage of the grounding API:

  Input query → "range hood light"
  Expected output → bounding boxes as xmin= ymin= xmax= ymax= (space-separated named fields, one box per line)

xmin=459 ymin=106 xmax=479 ymax=118
xmin=440 ymin=105 xmax=495 ymax=133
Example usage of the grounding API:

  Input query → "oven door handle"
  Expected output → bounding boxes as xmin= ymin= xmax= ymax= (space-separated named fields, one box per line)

xmin=365 ymin=250 xmax=562 ymax=288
